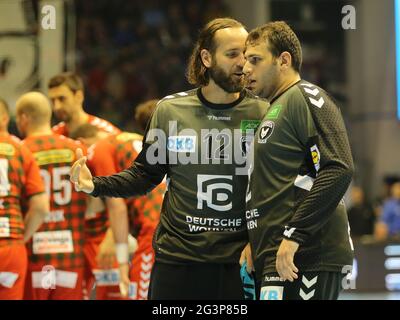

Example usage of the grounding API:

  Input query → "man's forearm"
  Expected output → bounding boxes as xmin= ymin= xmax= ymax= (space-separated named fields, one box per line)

xmin=106 ymin=198 xmax=129 ymax=246
xmin=285 ymin=163 xmax=353 ymax=245
xmin=24 ymin=193 xmax=49 ymax=242
xmin=24 ymin=211 xmax=45 ymax=242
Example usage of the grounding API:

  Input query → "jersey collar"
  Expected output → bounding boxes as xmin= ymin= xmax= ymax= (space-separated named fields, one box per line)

xmin=269 ymin=79 xmax=302 ymax=105
xmin=197 ymin=88 xmax=246 ymax=110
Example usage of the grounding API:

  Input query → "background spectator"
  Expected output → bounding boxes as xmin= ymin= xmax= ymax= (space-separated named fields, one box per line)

xmin=75 ymin=0 xmax=228 ymax=131
xmin=375 ymin=181 xmax=400 ymax=241
xmin=348 ymin=186 xmax=376 ymax=238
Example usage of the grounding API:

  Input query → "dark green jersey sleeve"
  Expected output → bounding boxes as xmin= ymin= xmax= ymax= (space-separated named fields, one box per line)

xmin=283 ymin=86 xmax=354 ymax=245
xmin=91 ymin=102 xmax=167 ymax=198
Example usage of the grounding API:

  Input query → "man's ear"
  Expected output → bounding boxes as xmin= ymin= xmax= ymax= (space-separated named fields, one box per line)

xmin=19 ymin=112 xmax=28 ymax=123
xmin=0 ymin=111 xmax=10 ymax=127
xmin=200 ymin=49 xmax=213 ymax=68
xmin=279 ymin=51 xmax=292 ymax=70
xmin=75 ymin=89 xmax=84 ymax=104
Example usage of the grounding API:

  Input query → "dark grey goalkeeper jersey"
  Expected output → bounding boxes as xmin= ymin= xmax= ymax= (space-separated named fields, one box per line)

xmin=246 ymin=80 xmax=354 ymax=279
xmin=92 ymin=88 xmax=268 ymax=264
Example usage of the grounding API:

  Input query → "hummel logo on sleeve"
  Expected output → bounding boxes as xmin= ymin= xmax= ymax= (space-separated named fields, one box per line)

xmin=283 ymin=226 xmax=296 ymax=238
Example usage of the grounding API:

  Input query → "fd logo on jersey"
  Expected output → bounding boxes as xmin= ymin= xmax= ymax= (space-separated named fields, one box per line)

xmin=258 ymin=121 xmax=274 ymax=144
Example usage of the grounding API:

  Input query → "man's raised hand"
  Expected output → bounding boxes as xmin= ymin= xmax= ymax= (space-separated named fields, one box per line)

xmin=70 ymin=148 xmax=94 ymax=193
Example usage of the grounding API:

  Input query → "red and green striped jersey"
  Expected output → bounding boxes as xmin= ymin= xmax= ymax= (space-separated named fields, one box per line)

xmin=0 ymin=134 xmax=44 ymax=247
xmin=52 ymin=114 xmax=120 ymax=239
xmin=23 ymin=133 xmax=87 ymax=269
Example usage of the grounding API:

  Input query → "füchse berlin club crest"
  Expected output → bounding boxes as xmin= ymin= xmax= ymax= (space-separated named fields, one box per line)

xmin=258 ymin=121 xmax=275 ymax=143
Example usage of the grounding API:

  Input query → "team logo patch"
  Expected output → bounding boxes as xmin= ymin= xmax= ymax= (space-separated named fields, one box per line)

xmin=310 ymin=144 xmax=321 ymax=172
xmin=266 ymin=105 xmax=282 ymax=119
xmin=240 ymin=120 xmax=261 ymax=133
xmin=258 ymin=121 xmax=275 ymax=143
xmin=197 ymin=174 xmax=233 ymax=212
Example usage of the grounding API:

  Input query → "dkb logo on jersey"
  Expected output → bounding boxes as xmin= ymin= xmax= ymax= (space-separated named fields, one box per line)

xmin=260 ymin=286 xmax=284 ymax=300
xmin=93 ymin=269 xmax=120 ymax=286
xmin=197 ymin=175 xmax=233 ymax=212
xmin=258 ymin=121 xmax=275 ymax=144
xmin=167 ymin=136 xmax=196 ymax=153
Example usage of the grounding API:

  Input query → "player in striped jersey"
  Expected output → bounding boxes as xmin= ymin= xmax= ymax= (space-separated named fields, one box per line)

xmin=0 ymin=98 xmax=48 ymax=299
xmin=72 ymin=99 xmax=165 ymax=300
xmin=48 ymin=72 xmax=121 ymax=298
xmin=48 ymin=72 xmax=120 ymax=138
xmin=16 ymin=92 xmax=87 ymax=300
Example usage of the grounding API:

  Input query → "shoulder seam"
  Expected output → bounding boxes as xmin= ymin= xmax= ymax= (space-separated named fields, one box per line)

xmin=158 ymin=89 xmax=197 ymax=104
xmin=296 ymin=81 xmax=336 ymax=111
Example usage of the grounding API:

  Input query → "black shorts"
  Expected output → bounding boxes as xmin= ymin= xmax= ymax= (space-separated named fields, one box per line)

xmin=260 ymin=271 xmax=343 ymax=300
xmin=148 ymin=261 xmax=244 ymax=300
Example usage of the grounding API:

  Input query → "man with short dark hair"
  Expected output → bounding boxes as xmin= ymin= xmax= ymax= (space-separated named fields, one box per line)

xmin=70 ymin=18 xmax=268 ymax=299
xmin=48 ymin=72 xmax=120 ymax=137
xmin=243 ymin=21 xmax=354 ymax=300
xmin=134 ymin=99 xmax=159 ymax=134
xmin=48 ymin=72 xmax=122 ymax=299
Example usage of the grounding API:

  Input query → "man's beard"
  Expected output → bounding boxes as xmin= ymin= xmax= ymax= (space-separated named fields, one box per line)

xmin=209 ymin=63 xmax=244 ymax=93
xmin=54 ymin=110 xmax=71 ymax=123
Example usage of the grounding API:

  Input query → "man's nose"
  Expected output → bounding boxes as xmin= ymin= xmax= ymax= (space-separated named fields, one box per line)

xmin=237 ymin=53 xmax=246 ymax=69
xmin=243 ymin=61 xmax=252 ymax=76
xmin=53 ymin=99 xmax=61 ymax=111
